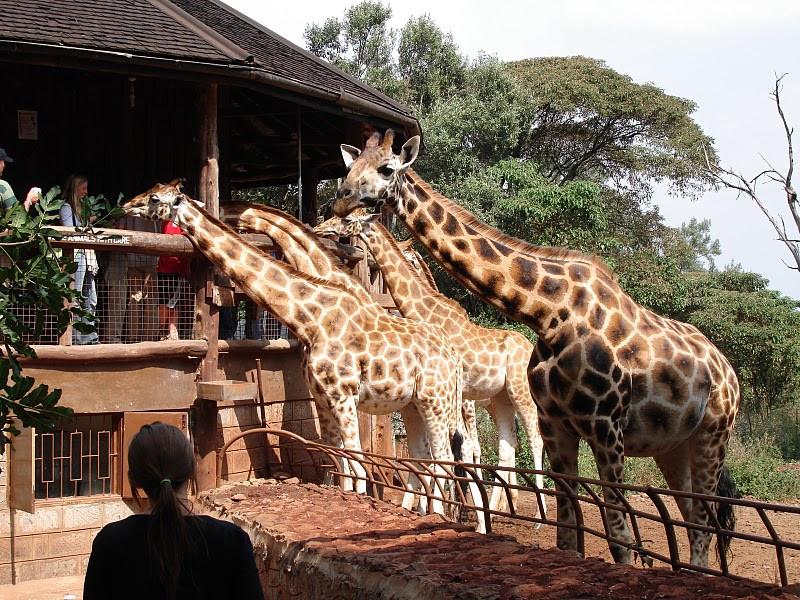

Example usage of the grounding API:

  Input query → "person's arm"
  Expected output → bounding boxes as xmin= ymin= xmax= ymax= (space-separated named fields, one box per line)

xmin=59 ymin=203 xmax=73 ymax=227
xmin=83 ymin=528 xmax=112 ymax=600
xmin=229 ymin=527 xmax=263 ymax=599
xmin=0 ymin=180 xmax=17 ymax=210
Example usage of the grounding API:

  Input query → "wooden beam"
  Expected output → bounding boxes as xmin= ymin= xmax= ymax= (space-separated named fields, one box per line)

xmin=21 ymin=340 xmax=209 ymax=363
xmin=51 ymin=226 xmax=196 ymax=257
xmin=217 ymin=339 xmax=298 ymax=354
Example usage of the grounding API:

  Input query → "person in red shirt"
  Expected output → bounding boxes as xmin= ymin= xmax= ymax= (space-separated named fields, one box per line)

xmin=158 ymin=220 xmax=190 ymax=340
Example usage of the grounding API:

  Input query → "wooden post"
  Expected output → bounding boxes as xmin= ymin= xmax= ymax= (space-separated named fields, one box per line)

xmin=300 ymin=167 xmax=319 ymax=225
xmin=194 ymin=82 xmax=220 ymax=492
xmin=59 ymin=248 xmax=74 ymax=346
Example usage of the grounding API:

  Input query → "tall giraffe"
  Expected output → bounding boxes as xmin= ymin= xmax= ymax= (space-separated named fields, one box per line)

xmin=315 ymin=212 xmax=546 ymax=517
xmin=332 ymin=131 xmax=740 ymax=567
xmin=122 ymin=181 xmax=471 ymax=516
xmin=221 ymin=202 xmax=485 ymax=528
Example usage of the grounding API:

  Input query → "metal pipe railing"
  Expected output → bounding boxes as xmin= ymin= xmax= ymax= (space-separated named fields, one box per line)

xmin=216 ymin=429 xmax=800 ymax=587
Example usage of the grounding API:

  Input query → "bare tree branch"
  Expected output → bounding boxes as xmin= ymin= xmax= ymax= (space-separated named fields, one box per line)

xmin=705 ymin=76 xmax=800 ymax=274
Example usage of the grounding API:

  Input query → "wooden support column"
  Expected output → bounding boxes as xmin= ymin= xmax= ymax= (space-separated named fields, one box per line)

xmin=300 ymin=167 xmax=319 ymax=225
xmin=194 ymin=82 xmax=220 ymax=492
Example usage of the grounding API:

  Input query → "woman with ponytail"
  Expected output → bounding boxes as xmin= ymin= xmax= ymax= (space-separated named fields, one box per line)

xmin=84 ymin=423 xmax=262 ymax=599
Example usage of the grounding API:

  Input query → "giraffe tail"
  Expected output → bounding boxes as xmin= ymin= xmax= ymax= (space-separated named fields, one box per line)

xmin=715 ymin=464 xmax=739 ymax=562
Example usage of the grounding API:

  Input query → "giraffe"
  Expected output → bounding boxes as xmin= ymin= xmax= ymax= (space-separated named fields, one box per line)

xmin=221 ymin=202 xmax=486 ymax=528
xmin=315 ymin=212 xmax=547 ymax=518
xmin=122 ymin=181 xmax=473 ymax=517
xmin=331 ymin=130 xmax=740 ymax=568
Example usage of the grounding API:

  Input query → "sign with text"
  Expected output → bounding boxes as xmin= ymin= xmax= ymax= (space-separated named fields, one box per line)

xmin=17 ymin=110 xmax=38 ymax=140
xmin=61 ymin=232 xmax=132 ymax=246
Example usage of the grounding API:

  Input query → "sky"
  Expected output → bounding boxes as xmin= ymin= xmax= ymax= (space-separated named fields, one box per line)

xmin=226 ymin=0 xmax=800 ymax=299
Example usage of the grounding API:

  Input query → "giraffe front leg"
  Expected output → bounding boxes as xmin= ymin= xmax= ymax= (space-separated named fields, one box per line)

xmin=399 ymin=406 xmax=430 ymax=512
xmin=313 ymin=401 xmax=348 ymax=489
xmin=461 ymin=399 xmax=488 ymax=533
xmin=543 ymin=421 xmax=581 ymax=555
xmin=415 ymin=404 xmax=454 ymax=518
xmin=329 ymin=395 xmax=368 ymax=495
xmin=508 ymin=357 xmax=547 ymax=523
xmin=590 ymin=427 xmax=635 ymax=565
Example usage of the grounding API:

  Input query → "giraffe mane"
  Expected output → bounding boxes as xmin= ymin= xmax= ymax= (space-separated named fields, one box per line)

xmin=226 ymin=202 xmax=349 ymax=270
xmin=407 ymin=247 xmax=441 ymax=293
xmin=374 ymin=222 xmax=470 ymax=320
xmin=190 ymin=199 xmax=355 ymax=295
xmin=405 ymin=170 xmax=616 ymax=281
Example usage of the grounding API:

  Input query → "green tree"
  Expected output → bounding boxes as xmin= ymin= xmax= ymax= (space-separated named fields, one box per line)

xmin=304 ymin=1 xmax=401 ymax=97
xmin=680 ymin=268 xmax=800 ymax=441
xmin=397 ymin=15 xmax=466 ymax=110
xmin=0 ymin=187 xmax=91 ymax=449
xmin=505 ymin=56 xmax=715 ymax=199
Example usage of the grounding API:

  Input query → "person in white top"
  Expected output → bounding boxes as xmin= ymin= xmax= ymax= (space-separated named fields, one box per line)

xmin=59 ymin=174 xmax=99 ymax=345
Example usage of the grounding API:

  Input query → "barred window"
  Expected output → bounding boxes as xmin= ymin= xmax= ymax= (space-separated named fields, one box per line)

xmin=35 ymin=414 xmax=122 ymax=500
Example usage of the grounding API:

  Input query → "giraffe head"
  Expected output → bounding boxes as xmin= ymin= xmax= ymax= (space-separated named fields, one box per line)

xmin=333 ymin=129 xmax=420 ymax=217
xmin=397 ymin=238 xmax=422 ymax=268
xmin=314 ymin=212 xmax=381 ymax=239
xmin=122 ymin=178 xmax=193 ymax=221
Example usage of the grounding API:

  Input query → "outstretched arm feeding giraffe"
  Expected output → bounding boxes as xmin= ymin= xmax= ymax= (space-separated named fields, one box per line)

xmin=332 ymin=130 xmax=740 ymax=568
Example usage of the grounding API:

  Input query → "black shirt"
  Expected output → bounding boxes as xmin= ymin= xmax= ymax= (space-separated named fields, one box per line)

xmin=84 ymin=514 xmax=263 ymax=599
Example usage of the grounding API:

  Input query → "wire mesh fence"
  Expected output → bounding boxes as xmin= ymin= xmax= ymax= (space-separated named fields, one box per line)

xmin=217 ymin=429 xmax=800 ymax=588
xmin=12 ymin=248 xmax=291 ymax=344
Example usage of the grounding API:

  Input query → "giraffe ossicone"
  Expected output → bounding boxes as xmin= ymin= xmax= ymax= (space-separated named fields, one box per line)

xmin=333 ymin=129 xmax=740 ymax=568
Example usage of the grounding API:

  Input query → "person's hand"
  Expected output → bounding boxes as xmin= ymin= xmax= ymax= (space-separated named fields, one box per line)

xmin=23 ymin=187 xmax=41 ymax=210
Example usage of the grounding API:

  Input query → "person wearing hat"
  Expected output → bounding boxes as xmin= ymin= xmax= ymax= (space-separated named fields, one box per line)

xmin=0 ymin=147 xmax=40 ymax=215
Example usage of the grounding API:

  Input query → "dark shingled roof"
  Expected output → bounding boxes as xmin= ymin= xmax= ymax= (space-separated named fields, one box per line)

xmin=172 ymin=0 xmax=411 ymax=115
xmin=0 ymin=0 xmax=416 ymax=130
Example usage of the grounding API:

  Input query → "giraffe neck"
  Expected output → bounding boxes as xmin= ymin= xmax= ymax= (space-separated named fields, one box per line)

xmin=176 ymin=201 xmax=349 ymax=347
xmin=393 ymin=170 xmax=614 ymax=339
xmin=362 ymin=223 xmax=472 ymax=329
xmin=235 ymin=206 xmax=377 ymax=308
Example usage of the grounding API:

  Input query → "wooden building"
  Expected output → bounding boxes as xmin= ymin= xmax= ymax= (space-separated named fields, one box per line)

xmin=0 ymin=0 xmax=418 ymax=585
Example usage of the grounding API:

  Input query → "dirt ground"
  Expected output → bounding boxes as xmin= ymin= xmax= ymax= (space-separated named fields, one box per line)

xmin=488 ymin=490 xmax=800 ymax=587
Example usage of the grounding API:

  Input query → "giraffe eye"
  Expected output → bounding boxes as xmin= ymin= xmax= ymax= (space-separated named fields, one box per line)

xmin=377 ymin=165 xmax=394 ymax=178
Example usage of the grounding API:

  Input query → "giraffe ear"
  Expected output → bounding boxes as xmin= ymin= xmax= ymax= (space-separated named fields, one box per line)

xmin=397 ymin=238 xmax=414 ymax=251
xmin=167 ymin=178 xmax=186 ymax=191
xmin=399 ymin=136 xmax=420 ymax=169
xmin=340 ymin=144 xmax=361 ymax=169
xmin=362 ymin=212 xmax=382 ymax=225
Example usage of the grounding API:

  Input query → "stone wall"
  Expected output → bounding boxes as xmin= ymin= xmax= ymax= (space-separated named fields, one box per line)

xmin=200 ymin=480 xmax=798 ymax=600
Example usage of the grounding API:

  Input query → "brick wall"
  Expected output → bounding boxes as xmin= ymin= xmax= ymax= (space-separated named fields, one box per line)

xmin=0 ymin=497 xmax=135 ymax=584
xmin=217 ymin=397 xmax=321 ymax=485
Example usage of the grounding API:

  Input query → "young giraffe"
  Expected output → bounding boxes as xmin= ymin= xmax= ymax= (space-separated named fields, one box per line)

xmin=221 ymin=202 xmax=485 ymax=526
xmin=315 ymin=212 xmax=546 ymax=518
xmin=332 ymin=130 xmax=740 ymax=567
xmin=122 ymin=181 xmax=470 ymax=516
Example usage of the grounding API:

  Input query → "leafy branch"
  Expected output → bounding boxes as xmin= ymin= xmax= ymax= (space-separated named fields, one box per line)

xmin=0 ymin=186 xmax=93 ymax=451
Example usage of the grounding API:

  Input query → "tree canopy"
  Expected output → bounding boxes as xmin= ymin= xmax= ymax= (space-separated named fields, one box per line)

xmin=506 ymin=57 xmax=716 ymax=199
xmin=302 ymin=1 xmax=800 ymax=457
